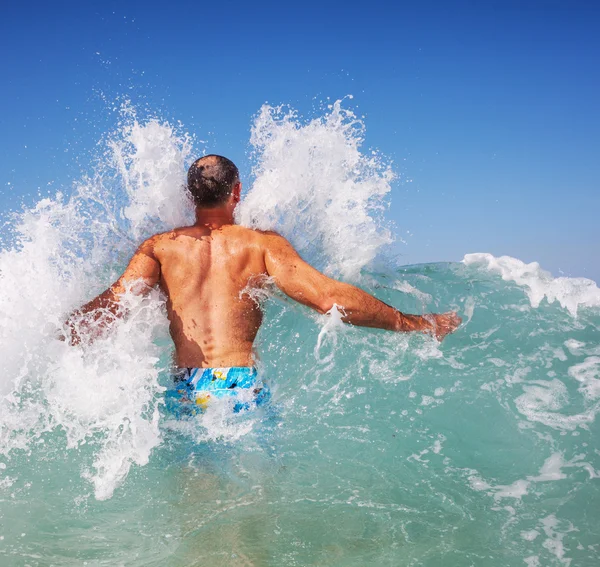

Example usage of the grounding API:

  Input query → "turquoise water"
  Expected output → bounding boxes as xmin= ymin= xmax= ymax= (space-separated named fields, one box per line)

xmin=1 ymin=102 xmax=599 ymax=566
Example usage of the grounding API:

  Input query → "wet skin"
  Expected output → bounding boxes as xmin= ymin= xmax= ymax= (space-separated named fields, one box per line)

xmin=67 ymin=192 xmax=461 ymax=367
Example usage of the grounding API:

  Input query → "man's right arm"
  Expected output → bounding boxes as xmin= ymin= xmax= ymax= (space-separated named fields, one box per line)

xmin=64 ymin=236 xmax=161 ymax=344
xmin=263 ymin=232 xmax=461 ymax=340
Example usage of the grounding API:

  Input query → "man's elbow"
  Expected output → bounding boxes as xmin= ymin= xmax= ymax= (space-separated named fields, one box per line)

xmin=315 ymin=296 xmax=337 ymax=315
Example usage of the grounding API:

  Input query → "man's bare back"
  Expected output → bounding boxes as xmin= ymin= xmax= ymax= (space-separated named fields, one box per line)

xmin=67 ymin=155 xmax=461 ymax=370
xmin=151 ymin=224 xmax=273 ymax=368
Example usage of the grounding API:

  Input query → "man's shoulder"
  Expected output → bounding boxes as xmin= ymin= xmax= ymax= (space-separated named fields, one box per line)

xmin=140 ymin=226 xmax=287 ymax=252
xmin=137 ymin=229 xmax=186 ymax=257
xmin=140 ymin=230 xmax=176 ymax=247
xmin=147 ymin=226 xmax=201 ymax=243
xmin=223 ymin=225 xmax=282 ymax=241
xmin=237 ymin=227 xmax=284 ymax=240
xmin=242 ymin=228 xmax=289 ymax=251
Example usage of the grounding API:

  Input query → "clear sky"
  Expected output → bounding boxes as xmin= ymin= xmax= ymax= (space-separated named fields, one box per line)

xmin=1 ymin=0 xmax=598 ymax=280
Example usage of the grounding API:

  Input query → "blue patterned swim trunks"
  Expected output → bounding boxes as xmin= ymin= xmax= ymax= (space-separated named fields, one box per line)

xmin=165 ymin=366 xmax=270 ymax=417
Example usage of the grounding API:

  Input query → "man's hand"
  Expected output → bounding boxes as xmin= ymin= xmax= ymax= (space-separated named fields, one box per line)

xmin=63 ymin=301 xmax=121 ymax=345
xmin=62 ymin=237 xmax=161 ymax=345
xmin=396 ymin=311 xmax=461 ymax=340
xmin=428 ymin=311 xmax=462 ymax=341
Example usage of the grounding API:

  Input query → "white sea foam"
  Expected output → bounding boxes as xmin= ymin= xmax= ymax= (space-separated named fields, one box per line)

xmin=469 ymin=451 xmax=600 ymax=510
xmin=0 ymin=107 xmax=192 ymax=500
xmin=314 ymin=304 xmax=347 ymax=367
xmin=540 ymin=515 xmax=574 ymax=566
xmin=564 ymin=339 xmax=586 ymax=356
xmin=528 ymin=452 xmax=600 ymax=481
xmin=568 ymin=357 xmax=600 ymax=400
xmin=111 ymin=113 xmax=195 ymax=238
xmin=393 ymin=280 xmax=432 ymax=303
xmin=521 ymin=530 xmax=540 ymax=541
xmin=513 ymin=377 xmax=600 ymax=431
xmin=463 ymin=253 xmax=600 ymax=316
xmin=237 ymin=100 xmax=394 ymax=279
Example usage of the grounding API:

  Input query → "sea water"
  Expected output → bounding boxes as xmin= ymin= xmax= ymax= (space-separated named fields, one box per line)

xmin=0 ymin=101 xmax=599 ymax=566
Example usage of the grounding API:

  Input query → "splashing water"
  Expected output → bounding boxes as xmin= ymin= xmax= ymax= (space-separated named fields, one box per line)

xmin=0 ymin=105 xmax=198 ymax=500
xmin=237 ymin=99 xmax=394 ymax=278
xmin=0 ymin=101 xmax=599 ymax=566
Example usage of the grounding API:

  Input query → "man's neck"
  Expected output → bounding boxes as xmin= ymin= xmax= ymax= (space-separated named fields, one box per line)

xmin=194 ymin=207 xmax=235 ymax=229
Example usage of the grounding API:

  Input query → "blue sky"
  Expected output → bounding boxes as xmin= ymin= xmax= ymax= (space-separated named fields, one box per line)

xmin=1 ymin=0 xmax=598 ymax=280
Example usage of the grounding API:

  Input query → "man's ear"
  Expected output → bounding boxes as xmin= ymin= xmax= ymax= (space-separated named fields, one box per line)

xmin=232 ymin=182 xmax=242 ymax=203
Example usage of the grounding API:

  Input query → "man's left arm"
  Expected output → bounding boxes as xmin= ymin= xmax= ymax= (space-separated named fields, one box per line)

xmin=64 ymin=237 xmax=161 ymax=344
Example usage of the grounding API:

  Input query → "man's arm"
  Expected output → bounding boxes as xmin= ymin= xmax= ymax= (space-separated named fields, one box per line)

xmin=64 ymin=237 xmax=161 ymax=344
xmin=263 ymin=233 xmax=461 ymax=340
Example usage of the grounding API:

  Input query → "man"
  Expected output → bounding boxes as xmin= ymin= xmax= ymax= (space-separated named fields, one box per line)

xmin=67 ymin=155 xmax=461 ymax=414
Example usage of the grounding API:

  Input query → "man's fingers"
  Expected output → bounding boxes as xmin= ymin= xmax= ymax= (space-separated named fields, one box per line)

xmin=444 ymin=311 xmax=462 ymax=326
xmin=434 ymin=311 xmax=462 ymax=341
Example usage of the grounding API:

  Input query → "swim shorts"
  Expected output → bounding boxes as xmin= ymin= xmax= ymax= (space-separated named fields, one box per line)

xmin=164 ymin=366 xmax=270 ymax=416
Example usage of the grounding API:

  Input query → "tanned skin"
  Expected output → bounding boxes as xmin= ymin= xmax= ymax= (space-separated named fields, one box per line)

xmin=66 ymin=168 xmax=461 ymax=367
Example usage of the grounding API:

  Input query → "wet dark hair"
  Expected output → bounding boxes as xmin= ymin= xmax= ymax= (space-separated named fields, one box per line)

xmin=187 ymin=155 xmax=240 ymax=207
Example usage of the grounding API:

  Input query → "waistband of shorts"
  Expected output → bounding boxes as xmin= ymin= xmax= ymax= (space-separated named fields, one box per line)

xmin=172 ymin=366 xmax=259 ymax=390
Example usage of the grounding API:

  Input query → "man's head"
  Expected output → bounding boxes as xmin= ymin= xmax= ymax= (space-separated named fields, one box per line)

xmin=187 ymin=155 xmax=240 ymax=208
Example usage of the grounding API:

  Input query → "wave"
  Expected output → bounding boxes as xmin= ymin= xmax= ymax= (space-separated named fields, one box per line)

xmin=0 ymin=100 xmax=598 ymax=566
xmin=464 ymin=252 xmax=600 ymax=316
